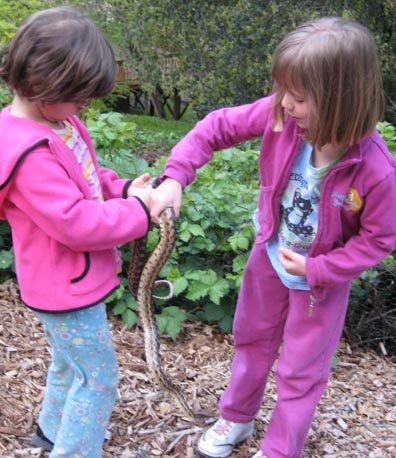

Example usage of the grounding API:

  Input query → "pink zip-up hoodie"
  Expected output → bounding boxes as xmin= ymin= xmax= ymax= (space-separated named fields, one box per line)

xmin=163 ymin=95 xmax=396 ymax=300
xmin=0 ymin=107 xmax=150 ymax=312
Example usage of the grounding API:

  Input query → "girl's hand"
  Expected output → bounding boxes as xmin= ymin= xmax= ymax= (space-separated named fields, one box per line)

xmin=150 ymin=178 xmax=183 ymax=224
xmin=127 ymin=173 xmax=152 ymax=208
xmin=278 ymin=247 xmax=307 ymax=276
xmin=127 ymin=173 xmax=151 ymax=193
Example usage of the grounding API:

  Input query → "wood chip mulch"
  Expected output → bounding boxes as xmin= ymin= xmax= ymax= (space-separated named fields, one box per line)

xmin=0 ymin=280 xmax=395 ymax=458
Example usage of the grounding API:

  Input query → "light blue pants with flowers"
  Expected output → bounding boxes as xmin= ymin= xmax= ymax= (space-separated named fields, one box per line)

xmin=33 ymin=303 xmax=118 ymax=458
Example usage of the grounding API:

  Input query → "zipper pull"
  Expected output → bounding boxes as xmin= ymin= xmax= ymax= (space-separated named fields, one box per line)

xmin=308 ymin=294 xmax=315 ymax=317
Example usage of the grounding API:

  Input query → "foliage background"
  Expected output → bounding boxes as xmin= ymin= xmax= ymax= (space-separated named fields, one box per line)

xmin=1 ymin=1 xmax=396 ymax=120
xmin=67 ymin=0 xmax=396 ymax=121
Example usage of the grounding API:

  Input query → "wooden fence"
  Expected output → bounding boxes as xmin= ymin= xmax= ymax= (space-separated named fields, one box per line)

xmin=115 ymin=59 xmax=190 ymax=120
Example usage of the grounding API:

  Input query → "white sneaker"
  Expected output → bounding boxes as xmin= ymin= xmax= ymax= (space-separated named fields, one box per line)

xmin=251 ymin=451 xmax=266 ymax=458
xmin=197 ymin=417 xmax=255 ymax=457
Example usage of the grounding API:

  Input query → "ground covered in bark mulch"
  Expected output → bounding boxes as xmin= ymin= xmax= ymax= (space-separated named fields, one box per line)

xmin=0 ymin=280 xmax=395 ymax=458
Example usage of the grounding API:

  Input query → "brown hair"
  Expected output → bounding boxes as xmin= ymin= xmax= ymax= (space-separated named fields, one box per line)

xmin=271 ymin=17 xmax=384 ymax=147
xmin=0 ymin=7 xmax=117 ymax=103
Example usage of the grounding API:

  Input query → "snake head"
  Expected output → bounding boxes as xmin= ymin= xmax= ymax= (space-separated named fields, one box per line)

xmin=145 ymin=176 xmax=162 ymax=189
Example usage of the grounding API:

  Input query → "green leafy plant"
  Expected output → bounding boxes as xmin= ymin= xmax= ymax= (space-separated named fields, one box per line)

xmin=104 ymin=145 xmax=259 ymax=335
xmin=0 ymin=220 xmax=14 ymax=282
xmin=346 ymin=121 xmax=395 ymax=354
xmin=377 ymin=121 xmax=396 ymax=155
xmin=108 ymin=281 xmax=139 ymax=329
xmin=85 ymin=109 xmax=149 ymax=177
xmin=148 ymin=147 xmax=260 ymax=333
xmin=0 ymin=82 xmax=13 ymax=109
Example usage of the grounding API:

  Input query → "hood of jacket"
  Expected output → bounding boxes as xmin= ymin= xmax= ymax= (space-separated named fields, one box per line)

xmin=0 ymin=107 xmax=55 ymax=218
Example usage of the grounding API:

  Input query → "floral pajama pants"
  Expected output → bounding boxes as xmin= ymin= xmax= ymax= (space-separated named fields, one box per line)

xmin=33 ymin=303 xmax=118 ymax=458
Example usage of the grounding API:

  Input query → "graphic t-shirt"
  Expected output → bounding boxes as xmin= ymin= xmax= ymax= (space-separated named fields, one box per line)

xmin=265 ymin=141 xmax=340 ymax=290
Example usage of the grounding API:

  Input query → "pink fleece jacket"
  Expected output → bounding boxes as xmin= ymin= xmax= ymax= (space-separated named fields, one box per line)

xmin=0 ymin=107 xmax=149 ymax=312
xmin=163 ymin=95 xmax=396 ymax=300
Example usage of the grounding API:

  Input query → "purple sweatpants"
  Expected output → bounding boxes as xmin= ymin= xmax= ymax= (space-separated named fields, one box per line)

xmin=219 ymin=242 xmax=350 ymax=458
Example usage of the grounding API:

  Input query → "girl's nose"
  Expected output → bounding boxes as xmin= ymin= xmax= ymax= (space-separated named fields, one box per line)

xmin=281 ymin=93 xmax=293 ymax=111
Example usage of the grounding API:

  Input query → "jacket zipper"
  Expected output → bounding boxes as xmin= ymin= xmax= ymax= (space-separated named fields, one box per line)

xmin=308 ymin=294 xmax=315 ymax=317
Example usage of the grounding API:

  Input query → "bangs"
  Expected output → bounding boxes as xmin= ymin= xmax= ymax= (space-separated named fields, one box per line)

xmin=271 ymin=46 xmax=309 ymax=96
xmin=270 ymin=42 xmax=314 ymax=132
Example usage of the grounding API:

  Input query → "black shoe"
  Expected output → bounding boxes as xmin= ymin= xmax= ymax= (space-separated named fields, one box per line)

xmin=32 ymin=425 xmax=54 ymax=451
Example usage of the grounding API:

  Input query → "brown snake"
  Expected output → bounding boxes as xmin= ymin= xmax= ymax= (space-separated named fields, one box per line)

xmin=128 ymin=184 xmax=215 ymax=425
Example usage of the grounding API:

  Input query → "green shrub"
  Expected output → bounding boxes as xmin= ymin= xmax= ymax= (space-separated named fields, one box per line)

xmin=85 ymin=109 xmax=149 ymax=176
xmin=104 ymin=146 xmax=259 ymax=336
xmin=0 ymin=220 xmax=14 ymax=282
xmin=160 ymin=147 xmax=259 ymax=333
xmin=346 ymin=121 xmax=395 ymax=354
xmin=346 ymin=255 xmax=396 ymax=355
xmin=0 ymin=82 xmax=13 ymax=108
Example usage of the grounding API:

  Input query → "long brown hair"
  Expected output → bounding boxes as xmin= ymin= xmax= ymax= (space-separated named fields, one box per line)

xmin=0 ymin=7 xmax=117 ymax=103
xmin=271 ymin=17 xmax=384 ymax=147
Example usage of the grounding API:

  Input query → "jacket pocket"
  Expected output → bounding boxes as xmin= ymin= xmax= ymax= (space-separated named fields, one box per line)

xmin=69 ymin=250 xmax=117 ymax=296
xmin=255 ymin=185 xmax=276 ymax=244
xmin=71 ymin=252 xmax=90 ymax=283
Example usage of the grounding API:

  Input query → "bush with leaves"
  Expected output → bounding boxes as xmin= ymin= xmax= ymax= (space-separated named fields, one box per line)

xmin=101 ymin=145 xmax=260 ymax=338
xmin=0 ymin=220 xmax=14 ymax=283
xmin=159 ymin=147 xmax=260 ymax=333
xmin=344 ymin=122 xmax=396 ymax=355
xmin=84 ymin=110 xmax=149 ymax=175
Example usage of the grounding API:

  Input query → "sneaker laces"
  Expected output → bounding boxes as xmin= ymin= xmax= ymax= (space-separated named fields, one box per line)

xmin=212 ymin=419 xmax=235 ymax=437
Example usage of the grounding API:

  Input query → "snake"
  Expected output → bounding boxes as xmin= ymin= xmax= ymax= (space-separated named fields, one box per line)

xmin=128 ymin=183 xmax=215 ymax=426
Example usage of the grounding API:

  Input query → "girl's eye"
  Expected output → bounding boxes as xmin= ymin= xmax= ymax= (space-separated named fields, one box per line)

xmin=288 ymin=90 xmax=305 ymax=103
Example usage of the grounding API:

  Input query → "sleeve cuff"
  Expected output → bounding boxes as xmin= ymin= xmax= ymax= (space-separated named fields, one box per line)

xmin=122 ymin=180 xmax=133 ymax=198
xmin=133 ymin=196 xmax=151 ymax=227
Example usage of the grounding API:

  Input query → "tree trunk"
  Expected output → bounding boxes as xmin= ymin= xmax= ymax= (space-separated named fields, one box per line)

xmin=150 ymin=86 xmax=166 ymax=118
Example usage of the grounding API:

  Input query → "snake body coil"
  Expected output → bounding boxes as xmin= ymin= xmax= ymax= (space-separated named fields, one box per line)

xmin=128 ymin=206 xmax=213 ymax=425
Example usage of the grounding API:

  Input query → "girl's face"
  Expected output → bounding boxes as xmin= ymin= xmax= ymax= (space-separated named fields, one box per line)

xmin=38 ymin=100 xmax=91 ymax=125
xmin=281 ymin=89 xmax=311 ymax=129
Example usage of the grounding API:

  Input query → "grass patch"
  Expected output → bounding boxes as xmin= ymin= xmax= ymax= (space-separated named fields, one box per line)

xmin=124 ymin=113 xmax=196 ymax=138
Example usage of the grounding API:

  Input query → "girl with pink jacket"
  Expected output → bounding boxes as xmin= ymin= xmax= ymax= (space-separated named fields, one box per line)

xmin=150 ymin=17 xmax=396 ymax=458
xmin=0 ymin=7 xmax=153 ymax=457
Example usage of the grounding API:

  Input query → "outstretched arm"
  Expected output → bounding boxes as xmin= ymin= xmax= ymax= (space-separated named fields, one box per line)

xmin=149 ymin=97 xmax=273 ymax=223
